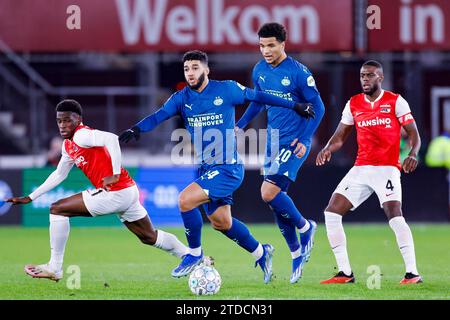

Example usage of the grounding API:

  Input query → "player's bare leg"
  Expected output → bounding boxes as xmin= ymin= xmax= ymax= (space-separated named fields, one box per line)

xmin=124 ymin=215 xmax=189 ymax=258
xmin=383 ymin=201 xmax=422 ymax=284
xmin=25 ymin=193 xmax=90 ymax=282
xmin=260 ymin=181 xmax=280 ymax=202
xmin=321 ymin=193 xmax=355 ymax=284
xmin=207 ymin=204 xmax=232 ymax=231
xmin=178 ymin=182 xmax=210 ymax=212
xmin=172 ymin=182 xmax=210 ymax=277
xmin=209 ymin=205 xmax=274 ymax=284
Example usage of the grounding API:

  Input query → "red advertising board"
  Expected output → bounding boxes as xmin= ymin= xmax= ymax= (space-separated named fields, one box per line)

xmin=0 ymin=0 xmax=353 ymax=52
xmin=368 ymin=0 xmax=450 ymax=51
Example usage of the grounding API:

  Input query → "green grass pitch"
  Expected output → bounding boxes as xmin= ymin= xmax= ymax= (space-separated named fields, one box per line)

xmin=0 ymin=223 xmax=449 ymax=300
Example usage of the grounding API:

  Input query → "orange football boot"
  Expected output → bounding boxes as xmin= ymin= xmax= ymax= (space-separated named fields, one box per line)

xmin=400 ymin=273 xmax=423 ymax=284
xmin=320 ymin=271 xmax=355 ymax=284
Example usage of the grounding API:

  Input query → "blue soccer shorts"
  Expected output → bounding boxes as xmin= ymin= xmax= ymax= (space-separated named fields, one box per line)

xmin=195 ymin=163 xmax=244 ymax=215
xmin=263 ymin=143 xmax=311 ymax=191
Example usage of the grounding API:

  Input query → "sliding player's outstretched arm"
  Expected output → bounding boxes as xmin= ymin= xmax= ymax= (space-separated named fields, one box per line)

xmin=402 ymin=121 xmax=421 ymax=173
xmin=6 ymin=147 xmax=74 ymax=204
xmin=316 ymin=122 xmax=353 ymax=166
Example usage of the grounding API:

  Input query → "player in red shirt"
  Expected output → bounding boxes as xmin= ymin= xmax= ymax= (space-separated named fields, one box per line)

xmin=6 ymin=100 xmax=189 ymax=281
xmin=316 ymin=61 xmax=422 ymax=284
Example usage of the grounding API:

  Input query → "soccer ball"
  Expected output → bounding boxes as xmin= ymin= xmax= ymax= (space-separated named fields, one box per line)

xmin=188 ymin=264 xmax=222 ymax=295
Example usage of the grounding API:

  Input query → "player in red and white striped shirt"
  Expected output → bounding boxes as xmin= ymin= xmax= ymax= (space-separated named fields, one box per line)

xmin=7 ymin=100 xmax=189 ymax=281
xmin=316 ymin=61 xmax=422 ymax=284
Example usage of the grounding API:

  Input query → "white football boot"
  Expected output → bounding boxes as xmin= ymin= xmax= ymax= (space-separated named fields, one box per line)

xmin=24 ymin=263 xmax=63 ymax=282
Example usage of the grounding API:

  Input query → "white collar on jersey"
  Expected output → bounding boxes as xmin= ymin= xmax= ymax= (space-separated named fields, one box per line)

xmin=364 ymin=89 xmax=385 ymax=104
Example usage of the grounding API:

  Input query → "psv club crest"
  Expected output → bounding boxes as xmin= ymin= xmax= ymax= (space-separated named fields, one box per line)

xmin=281 ymin=77 xmax=291 ymax=86
xmin=213 ymin=96 xmax=224 ymax=106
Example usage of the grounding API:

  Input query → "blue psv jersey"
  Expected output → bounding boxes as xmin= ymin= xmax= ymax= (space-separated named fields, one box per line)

xmin=235 ymin=56 xmax=325 ymax=182
xmin=155 ymin=80 xmax=244 ymax=166
xmin=135 ymin=80 xmax=298 ymax=167
xmin=252 ymin=56 xmax=324 ymax=148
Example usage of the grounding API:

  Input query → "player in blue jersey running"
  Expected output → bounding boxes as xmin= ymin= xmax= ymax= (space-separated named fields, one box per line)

xmin=119 ymin=50 xmax=314 ymax=284
xmin=236 ymin=23 xmax=325 ymax=284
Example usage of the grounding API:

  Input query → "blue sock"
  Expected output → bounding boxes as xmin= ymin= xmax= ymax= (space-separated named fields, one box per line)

xmin=222 ymin=218 xmax=259 ymax=253
xmin=181 ymin=208 xmax=203 ymax=251
xmin=273 ymin=210 xmax=300 ymax=253
xmin=268 ymin=192 xmax=307 ymax=230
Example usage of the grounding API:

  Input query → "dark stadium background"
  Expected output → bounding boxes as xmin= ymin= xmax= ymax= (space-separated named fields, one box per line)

xmin=0 ymin=0 xmax=449 ymax=226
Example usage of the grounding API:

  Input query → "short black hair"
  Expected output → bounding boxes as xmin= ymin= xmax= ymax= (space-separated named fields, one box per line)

xmin=362 ymin=60 xmax=383 ymax=70
xmin=183 ymin=50 xmax=208 ymax=65
xmin=257 ymin=23 xmax=287 ymax=42
xmin=55 ymin=99 xmax=83 ymax=116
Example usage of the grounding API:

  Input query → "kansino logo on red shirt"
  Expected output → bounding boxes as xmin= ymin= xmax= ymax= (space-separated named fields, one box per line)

xmin=357 ymin=117 xmax=392 ymax=129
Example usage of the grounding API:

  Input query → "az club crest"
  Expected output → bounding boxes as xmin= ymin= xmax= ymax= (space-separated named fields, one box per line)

xmin=380 ymin=104 xmax=391 ymax=113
